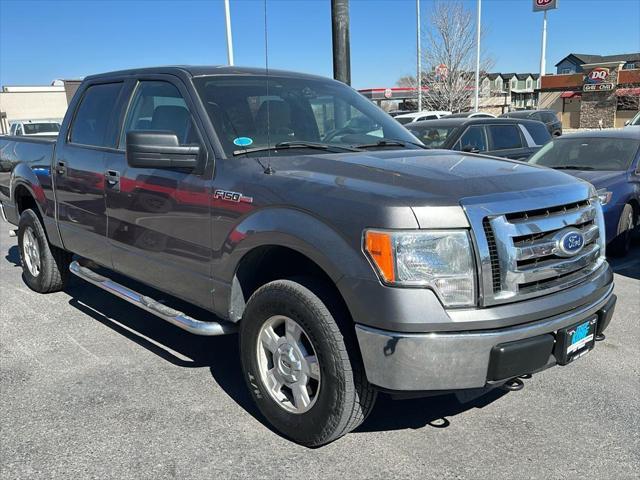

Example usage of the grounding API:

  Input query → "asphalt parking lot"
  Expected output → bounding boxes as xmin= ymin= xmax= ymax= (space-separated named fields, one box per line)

xmin=1 ymin=218 xmax=638 ymax=480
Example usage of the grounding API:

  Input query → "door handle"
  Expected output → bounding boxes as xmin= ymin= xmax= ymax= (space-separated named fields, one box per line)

xmin=105 ymin=170 xmax=120 ymax=190
xmin=56 ymin=160 xmax=67 ymax=175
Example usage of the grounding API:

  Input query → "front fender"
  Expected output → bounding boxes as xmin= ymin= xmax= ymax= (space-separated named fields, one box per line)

xmin=211 ymin=207 xmax=378 ymax=318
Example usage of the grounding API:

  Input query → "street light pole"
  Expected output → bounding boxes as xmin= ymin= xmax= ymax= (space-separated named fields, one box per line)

xmin=539 ymin=10 xmax=547 ymax=76
xmin=224 ymin=0 xmax=234 ymax=66
xmin=416 ymin=0 xmax=422 ymax=112
xmin=474 ymin=0 xmax=481 ymax=112
xmin=331 ymin=0 xmax=351 ymax=85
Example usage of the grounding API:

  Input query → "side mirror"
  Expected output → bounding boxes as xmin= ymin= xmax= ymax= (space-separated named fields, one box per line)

xmin=126 ymin=131 xmax=200 ymax=170
xmin=625 ymin=120 xmax=630 ymax=126
xmin=462 ymin=145 xmax=480 ymax=154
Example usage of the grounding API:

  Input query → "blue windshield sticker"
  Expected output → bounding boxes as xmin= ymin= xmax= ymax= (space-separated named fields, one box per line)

xmin=233 ymin=137 xmax=253 ymax=147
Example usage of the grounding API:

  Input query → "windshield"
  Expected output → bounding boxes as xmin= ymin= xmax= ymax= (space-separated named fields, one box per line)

xmin=407 ymin=125 xmax=458 ymax=148
xmin=529 ymin=137 xmax=640 ymax=171
xmin=631 ymin=111 xmax=640 ymax=126
xmin=23 ymin=122 xmax=60 ymax=134
xmin=395 ymin=117 xmax=414 ymax=125
xmin=193 ymin=75 xmax=420 ymax=156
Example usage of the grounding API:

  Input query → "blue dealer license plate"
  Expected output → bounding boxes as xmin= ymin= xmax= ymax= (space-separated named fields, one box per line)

xmin=555 ymin=316 xmax=597 ymax=365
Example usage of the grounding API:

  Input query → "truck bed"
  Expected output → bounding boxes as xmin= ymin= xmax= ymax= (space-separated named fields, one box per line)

xmin=0 ymin=135 xmax=56 ymax=199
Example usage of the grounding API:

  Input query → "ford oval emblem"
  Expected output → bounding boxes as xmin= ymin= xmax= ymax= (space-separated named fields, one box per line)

xmin=556 ymin=229 xmax=585 ymax=257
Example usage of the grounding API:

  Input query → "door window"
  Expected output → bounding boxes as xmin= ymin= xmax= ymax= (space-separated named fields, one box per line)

xmin=70 ymin=82 xmax=124 ymax=147
xmin=456 ymin=126 xmax=487 ymax=152
xmin=488 ymin=124 xmax=523 ymax=150
xmin=121 ymin=81 xmax=199 ymax=147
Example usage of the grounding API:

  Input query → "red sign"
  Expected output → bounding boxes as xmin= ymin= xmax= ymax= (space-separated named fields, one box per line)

xmin=383 ymin=88 xmax=393 ymax=99
xmin=435 ymin=64 xmax=449 ymax=81
xmin=533 ymin=0 xmax=558 ymax=11
xmin=586 ymin=67 xmax=610 ymax=84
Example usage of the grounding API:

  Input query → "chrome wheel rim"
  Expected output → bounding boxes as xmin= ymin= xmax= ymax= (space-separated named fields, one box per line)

xmin=22 ymin=226 xmax=41 ymax=277
xmin=256 ymin=315 xmax=321 ymax=414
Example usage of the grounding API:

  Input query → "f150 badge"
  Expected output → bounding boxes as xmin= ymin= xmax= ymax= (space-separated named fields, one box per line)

xmin=213 ymin=189 xmax=253 ymax=204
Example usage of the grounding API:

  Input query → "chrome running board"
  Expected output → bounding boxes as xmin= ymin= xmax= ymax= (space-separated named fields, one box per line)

xmin=69 ymin=261 xmax=237 ymax=336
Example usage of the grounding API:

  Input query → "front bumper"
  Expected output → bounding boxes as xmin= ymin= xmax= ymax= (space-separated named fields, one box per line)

xmin=355 ymin=283 xmax=616 ymax=391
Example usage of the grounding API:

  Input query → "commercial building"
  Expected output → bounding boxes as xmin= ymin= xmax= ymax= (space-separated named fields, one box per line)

xmin=0 ymin=80 xmax=81 ymax=134
xmin=539 ymin=53 xmax=640 ymax=129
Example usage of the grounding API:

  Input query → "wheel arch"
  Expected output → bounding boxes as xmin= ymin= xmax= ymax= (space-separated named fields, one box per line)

xmin=220 ymin=208 xmax=373 ymax=323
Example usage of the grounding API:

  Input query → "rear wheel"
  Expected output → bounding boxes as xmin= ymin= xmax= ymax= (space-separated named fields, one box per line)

xmin=239 ymin=278 xmax=376 ymax=447
xmin=609 ymin=204 xmax=635 ymax=257
xmin=18 ymin=209 xmax=72 ymax=293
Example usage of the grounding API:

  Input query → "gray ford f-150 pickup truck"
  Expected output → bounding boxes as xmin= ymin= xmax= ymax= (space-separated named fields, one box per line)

xmin=0 ymin=66 xmax=616 ymax=446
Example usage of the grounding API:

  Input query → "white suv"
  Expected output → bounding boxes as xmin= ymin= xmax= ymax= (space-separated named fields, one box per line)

xmin=394 ymin=111 xmax=452 ymax=125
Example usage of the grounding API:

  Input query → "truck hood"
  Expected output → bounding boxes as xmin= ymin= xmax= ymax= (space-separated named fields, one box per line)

xmin=267 ymin=149 xmax=583 ymax=207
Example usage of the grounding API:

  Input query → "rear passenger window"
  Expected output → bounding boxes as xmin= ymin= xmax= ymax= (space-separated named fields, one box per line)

xmin=456 ymin=126 xmax=487 ymax=152
xmin=488 ymin=125 xmax=523 ymax=150
xmin=70 ymin=83 xmax=123 ymax=148
xmin=524 ymin=122 xmax=551 ymax=146
xmin=543 ymin=112 xmax=558 ymax=123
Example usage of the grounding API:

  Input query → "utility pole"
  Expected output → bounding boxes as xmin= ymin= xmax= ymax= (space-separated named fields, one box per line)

xmin=416 ymin=0 xmax=422 ymax=112
xmin=539 ymin=10 xmax=547 ymax=76
xmin=331 ymin=0 xmax=351 ymax=85
xmin=474 ymin=0 xmax=481 ymax=112
xmin=224 ymin=0 xmax=234 ymax=66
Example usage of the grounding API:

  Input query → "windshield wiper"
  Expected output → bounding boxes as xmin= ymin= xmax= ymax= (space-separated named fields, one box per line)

xmin=233 ymin=141 xmax=361 ymax=156
xmin=353 ymin=139 xmax=429 ymax=150
xmin=552 ymin=165 xmax=596 ymax=171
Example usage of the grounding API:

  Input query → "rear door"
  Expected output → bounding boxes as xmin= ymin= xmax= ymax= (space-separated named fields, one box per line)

xmin=54 ymin=81 xmax=126 ymax=266
xmin=104 ymin=76 xmax=214 ymax=309
xmin=452 ymin=125 xmax=488 ymax=154
xmin=486 ymin=123 xmax=532 ymax=159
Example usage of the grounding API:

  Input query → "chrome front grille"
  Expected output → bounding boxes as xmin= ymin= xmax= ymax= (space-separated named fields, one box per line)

xmin=462 ymin=184 xmax=607 ymax=307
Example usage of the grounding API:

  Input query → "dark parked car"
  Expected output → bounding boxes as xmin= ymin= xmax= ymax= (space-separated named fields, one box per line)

xmin=500 ymin=110 xmax=562 ymax=137
xmin=407 ymin=117 xmax=551 ymax=160
xmin=529 ymin=129 xmax=640 ymax=256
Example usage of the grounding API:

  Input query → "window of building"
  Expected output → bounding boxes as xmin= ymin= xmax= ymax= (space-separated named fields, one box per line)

xmin=70 ymin=82 xmax=123 ymax=147
xmin=623 ymin=63 xmax=637 ymax=70
xmin=526 ymin=79 xmax=532 ymax=89
xmin=560 ymin=68 xmax=572 ymax=74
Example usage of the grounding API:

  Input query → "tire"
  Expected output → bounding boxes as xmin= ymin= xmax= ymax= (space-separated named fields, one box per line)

xmin=609 ymin=204 xmax=635 ymax=257
xmin=239 ymin=278 xmax=377 ymax=447
xmin=17 ymin=209 xmax=72 ymax=293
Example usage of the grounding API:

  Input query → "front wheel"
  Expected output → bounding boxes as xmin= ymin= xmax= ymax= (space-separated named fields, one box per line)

xmin=609 ymin=204 xmax=635 ymax=257
xmin=18 ymin=209 xmax=72 ymax=293
xmin=239 ymin=279 xmax=376 ymax=447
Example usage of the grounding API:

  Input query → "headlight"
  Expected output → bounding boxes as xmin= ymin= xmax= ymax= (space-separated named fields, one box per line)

xmin=364 ymin=229 xmax=476 ymax=307
xmin=596 ymin=188 xmax=612 ymax=205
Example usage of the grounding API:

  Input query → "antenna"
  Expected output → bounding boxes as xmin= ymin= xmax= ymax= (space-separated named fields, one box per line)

xmin=263 ymin=0 xmax=274 ymax=175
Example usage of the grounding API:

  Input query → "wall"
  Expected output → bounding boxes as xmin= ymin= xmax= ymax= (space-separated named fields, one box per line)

xmin=579 ymin=68 xmax=619 ymax=128
xmin=562 ymin=98 xmax=581 ymax=129
xmin=615 ymin=110 xmax=638 ymax=128
xmin=556 ymin=58 xmax=580 ymax=74
xmin=0 ymin=90 xmax=68 ymax=133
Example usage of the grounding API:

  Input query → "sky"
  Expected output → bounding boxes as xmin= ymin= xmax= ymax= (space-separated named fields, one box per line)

xmin=1 ymin=0 xmax=639 ymax=89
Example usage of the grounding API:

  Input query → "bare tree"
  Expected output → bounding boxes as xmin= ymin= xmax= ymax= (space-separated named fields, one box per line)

xmin=398 ymin=1 xmax=493 ymax=113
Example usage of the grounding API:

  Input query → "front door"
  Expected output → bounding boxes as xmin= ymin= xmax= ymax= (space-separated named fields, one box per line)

xmin=105 ymin=78 xmax=213 ymax=309
xmin=54 ymin=81 xmax=125 ymax=266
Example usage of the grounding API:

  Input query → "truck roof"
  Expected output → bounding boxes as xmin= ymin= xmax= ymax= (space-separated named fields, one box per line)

xmin=84 ymin=65 xmax=330 ymax=82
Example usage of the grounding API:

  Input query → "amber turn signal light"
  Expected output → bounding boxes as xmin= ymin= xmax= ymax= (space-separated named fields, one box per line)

xmin=364 ymin=231 xmax=395 ymax=283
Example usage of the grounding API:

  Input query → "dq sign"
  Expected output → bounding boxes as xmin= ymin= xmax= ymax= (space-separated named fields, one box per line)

xmin=585 ymin=67 xmax=610 ymax=84
xmin=533 ymin=0 xmax=558 ymax=11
